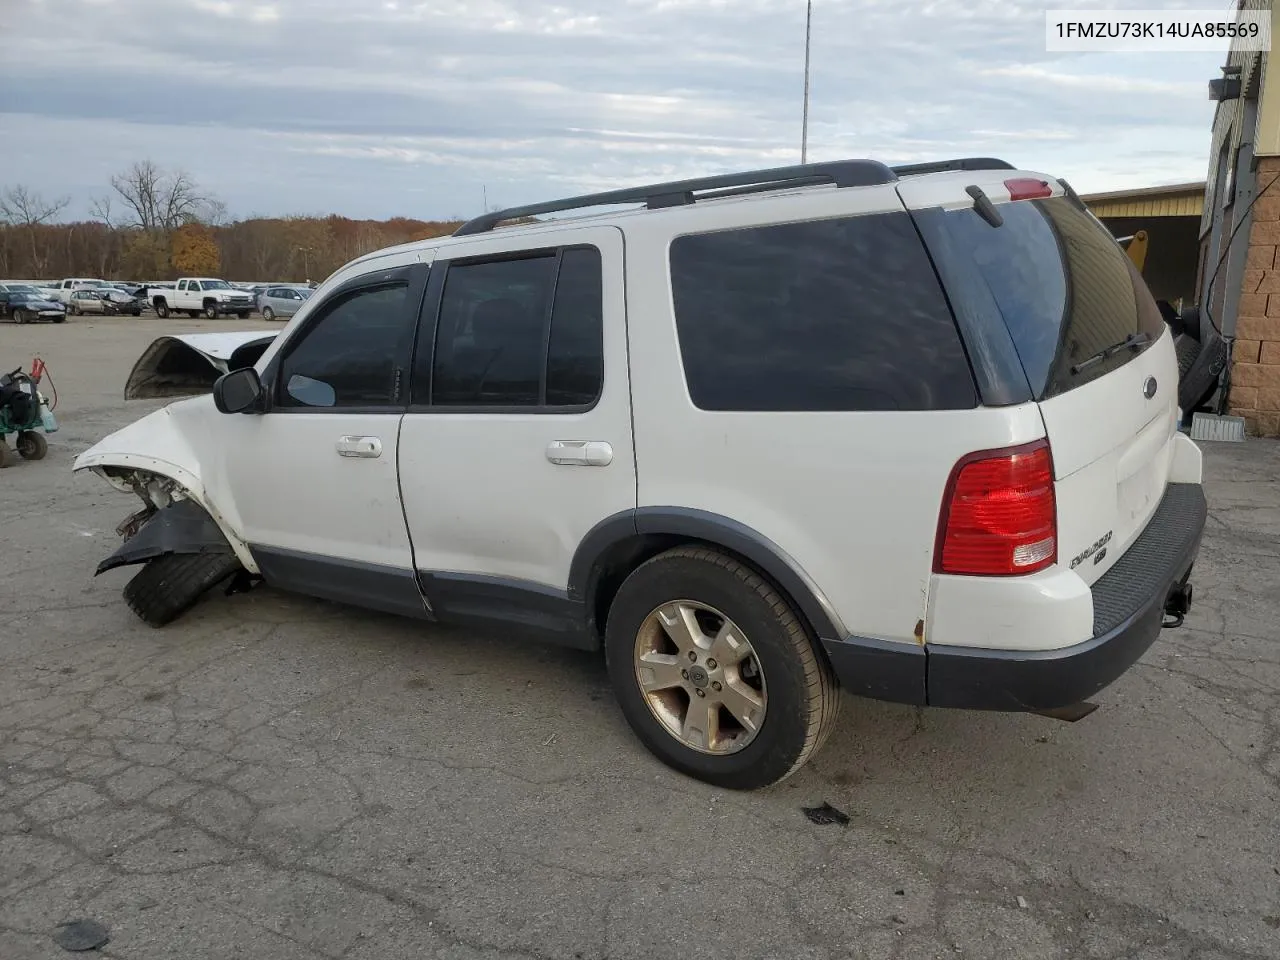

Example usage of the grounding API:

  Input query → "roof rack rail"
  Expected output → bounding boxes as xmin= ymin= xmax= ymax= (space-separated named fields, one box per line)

xmin=891 ymin=157 xmax=1015 ymax=176
xmin=453 ymin=159 xmax=897 ymax=236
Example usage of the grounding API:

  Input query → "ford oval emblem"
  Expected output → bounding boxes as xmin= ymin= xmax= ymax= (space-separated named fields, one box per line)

xmin=1143 ymin=376 xmax=1157 ymax=399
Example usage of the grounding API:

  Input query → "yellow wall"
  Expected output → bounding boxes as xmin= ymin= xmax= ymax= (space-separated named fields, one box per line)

xmin=1086 ymin=194 xmax=1203 ymax=218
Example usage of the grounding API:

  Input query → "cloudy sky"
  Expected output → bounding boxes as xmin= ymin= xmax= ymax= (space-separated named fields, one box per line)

xmin=1 ymin=0 xmax=1224 ymax=222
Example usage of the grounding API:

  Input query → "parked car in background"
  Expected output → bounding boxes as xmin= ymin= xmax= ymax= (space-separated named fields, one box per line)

xmin=256 ymin=285 xmax=313 ymax=320
xmin=0 ymin=290 xmax=67 ymax=323
xmin=94 ymin=287 xmax=144 ymax=316
xmin=52 ymin=278 xmax=107 ymax=304
xmin=147 ymin=278 xmax=255 ymax=319
xmin=0 ymin=282 xmax=46 ymax=296
xmin=68 ymin=290 xmax=130 ymax=316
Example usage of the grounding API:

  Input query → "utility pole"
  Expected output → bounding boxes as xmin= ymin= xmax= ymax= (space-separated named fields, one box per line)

xmin=801 ymin=0 xmax=812 ymax=164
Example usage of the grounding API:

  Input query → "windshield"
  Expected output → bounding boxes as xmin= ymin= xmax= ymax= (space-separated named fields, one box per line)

xmin=199 ymin=279 xmax=231 ymax=290
xmin=8 ymin=292 xmax=36 ymax=302
xmin=941 ymin=196 xmax=1165 ymax=400
xmin=5 ymin=285 xmax=39 ymax=295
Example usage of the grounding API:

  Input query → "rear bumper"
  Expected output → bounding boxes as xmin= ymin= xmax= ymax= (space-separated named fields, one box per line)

xmin=821 ymin=482 xmax=1208 ymax=711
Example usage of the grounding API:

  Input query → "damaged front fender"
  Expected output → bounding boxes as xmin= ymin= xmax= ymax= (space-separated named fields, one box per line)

xmin=96 ymin=499 xmax=234 ymax=575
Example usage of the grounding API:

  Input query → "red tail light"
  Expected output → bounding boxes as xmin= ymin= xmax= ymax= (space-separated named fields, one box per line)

xmin=935 ymin=440 xmax=1057 ymax=576
xmin=1004 ymin=178 xmax=1052 ymax=201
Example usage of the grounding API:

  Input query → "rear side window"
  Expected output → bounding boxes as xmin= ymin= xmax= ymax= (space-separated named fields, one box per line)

xmin=943 ymin=197 xmax=1165 ymax=400
xmin=426 ymin=247 xmax=604 ymax=408
xmin=669 ymin=213 xmax=976 ymax=412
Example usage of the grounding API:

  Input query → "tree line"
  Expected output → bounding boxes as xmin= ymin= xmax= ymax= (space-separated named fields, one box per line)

xmin=0 ymin=160 xmax=463 ymax=282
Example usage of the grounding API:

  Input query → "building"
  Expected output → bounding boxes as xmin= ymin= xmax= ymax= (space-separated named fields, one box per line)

xmin=1081 ymin=182 xmax=1204 ymax=307
xmin=1200 ymin=0 xmax=1280 ymax=436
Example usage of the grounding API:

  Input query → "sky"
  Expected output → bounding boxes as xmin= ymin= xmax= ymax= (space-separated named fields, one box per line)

xmin=0 ymin=0 xmax=1228 ymax=222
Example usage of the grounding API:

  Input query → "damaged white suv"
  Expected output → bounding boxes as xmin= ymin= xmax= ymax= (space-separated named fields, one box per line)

xmin=76 ymin=158 xmax=1207 ymax=790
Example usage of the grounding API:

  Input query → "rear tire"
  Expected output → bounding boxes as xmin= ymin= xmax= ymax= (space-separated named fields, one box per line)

xmin=123 ymin=552 xmax=243 ymax=627
xmin=604 ymin=546 xmax=839 ymax=790
xmin=15 ymin=431 xmax=47 ymax=460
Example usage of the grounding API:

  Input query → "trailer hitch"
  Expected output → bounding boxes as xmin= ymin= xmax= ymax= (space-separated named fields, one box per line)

xmin=1163 ymin=581 xmax=1193 ymax=629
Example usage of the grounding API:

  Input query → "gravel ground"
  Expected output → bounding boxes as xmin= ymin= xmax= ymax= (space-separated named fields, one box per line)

xmin=2 ymin=315 xmax=1278 ymax=960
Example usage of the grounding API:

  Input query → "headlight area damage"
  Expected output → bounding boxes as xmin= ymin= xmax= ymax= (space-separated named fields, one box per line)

xmin=77 ymin=331 xmax=275 ymax=625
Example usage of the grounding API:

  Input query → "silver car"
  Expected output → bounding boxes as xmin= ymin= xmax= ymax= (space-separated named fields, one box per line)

xmin=257 ymin=286 xmax=312 ymax=321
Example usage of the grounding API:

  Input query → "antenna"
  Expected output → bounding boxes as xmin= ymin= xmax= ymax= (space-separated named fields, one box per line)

xmin=801 ymin=0 xmax=813 ymax=164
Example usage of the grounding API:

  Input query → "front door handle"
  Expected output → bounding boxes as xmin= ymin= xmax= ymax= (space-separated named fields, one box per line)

xmin=337 ymin=436 xmax=382 ymax=459
xmin=546 ymin=440 xmax=613 ymax=467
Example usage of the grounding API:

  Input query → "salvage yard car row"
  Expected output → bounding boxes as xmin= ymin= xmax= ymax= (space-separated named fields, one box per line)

xmin=0 ymin=277 xmax=313 ymax=322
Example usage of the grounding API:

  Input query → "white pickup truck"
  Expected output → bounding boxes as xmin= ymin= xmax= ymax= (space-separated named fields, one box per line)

xmin=149 ymin=278 xmax=255 ymax=320
xmin=51 ymin=278 xmax=107 ymax=304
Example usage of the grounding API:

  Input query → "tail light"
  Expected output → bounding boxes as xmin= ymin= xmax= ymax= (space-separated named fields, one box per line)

xmin=935 ymin=440 xmax=1057 ymax=576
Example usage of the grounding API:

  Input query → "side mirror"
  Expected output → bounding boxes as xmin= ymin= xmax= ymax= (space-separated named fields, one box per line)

xmin=213 ymin=367 xmax=264 ymax=414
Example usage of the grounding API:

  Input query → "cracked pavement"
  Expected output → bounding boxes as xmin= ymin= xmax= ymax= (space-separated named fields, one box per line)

xmin=2 ymin=317 xmax=1279 ymax=960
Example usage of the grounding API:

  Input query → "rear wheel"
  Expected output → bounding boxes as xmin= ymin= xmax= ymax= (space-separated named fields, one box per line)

xmin=261 ymin=306 xmax=275 ymax=321
xmin=15 ymin=431 xmax=47 ymax=461
xmin=123 ymin=552 xmax=243 ymax=627
xmin=604 ymin=546 xmax=839 ymax=790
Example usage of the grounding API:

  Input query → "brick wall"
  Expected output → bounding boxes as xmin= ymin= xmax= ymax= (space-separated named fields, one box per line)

xmin=1230 ymin=156 xmax=1280 ymax=436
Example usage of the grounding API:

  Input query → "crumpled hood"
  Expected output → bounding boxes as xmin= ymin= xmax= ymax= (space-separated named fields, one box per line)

xmin=123 ymin=331 xmax=276 ymax=400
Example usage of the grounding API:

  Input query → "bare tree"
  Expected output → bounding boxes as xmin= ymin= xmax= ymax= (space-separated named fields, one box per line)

xmin=89 ymin=194 xmax=116 ymax=228
xmin=109 ymin=160 xmax=209 ymax=234
xmin=0 ymin=185 xmax=70 ymax=275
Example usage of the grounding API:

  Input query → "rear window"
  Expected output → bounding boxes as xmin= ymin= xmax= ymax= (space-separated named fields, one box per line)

xmin=668 ymin=212 xmax=977 ymax=412
xmin=943 ymin=197 xmax=1165 ymax=400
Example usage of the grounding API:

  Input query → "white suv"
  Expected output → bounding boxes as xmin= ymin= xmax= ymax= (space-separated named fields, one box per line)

xmin=76 ymin=157 xmax=1207 ymax=789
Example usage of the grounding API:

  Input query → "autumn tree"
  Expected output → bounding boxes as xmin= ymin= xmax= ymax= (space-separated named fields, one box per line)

xmin=0 ymin=185 xmax=70 ymax=275
xmin=170 ymin=223 xmax=221 ymax=276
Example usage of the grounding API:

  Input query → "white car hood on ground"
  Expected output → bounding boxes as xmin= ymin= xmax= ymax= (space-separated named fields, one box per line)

xmin=124 ymin=331 xmax=276 ymax=400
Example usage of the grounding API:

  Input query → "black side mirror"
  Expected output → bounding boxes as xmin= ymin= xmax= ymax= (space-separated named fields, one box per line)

xmin=213 ymin=367 xmax=264 ymax=414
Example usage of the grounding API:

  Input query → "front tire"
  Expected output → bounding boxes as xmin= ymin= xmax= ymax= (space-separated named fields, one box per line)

xmin=123 ymin=551 xmax=243 ymax=627
xmin=604 ymin=546 xmax=839 ymax=790
xmin=204 ymin=303 xmax=218 ymax=320
xmin=14 ymin=308 xmax=29 ymax=324
xmin=15 ymin=431 xmax=47 ymax=460
xmin=261 ymin=306 xmax=274 ymax=321
xmin=155 ymin=301 xmax=170 ymax=318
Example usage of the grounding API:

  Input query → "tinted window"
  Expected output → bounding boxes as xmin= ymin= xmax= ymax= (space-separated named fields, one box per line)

xmin=277 ymin=282 xmax=410 ymax=408
xmin=431 ymin=256 xmax=555 ymax=406
xmin=546 ymin=247 xmax=604 ymax=406
xmin=669 ymin=213 xmax=976 ymax=412
xmin=943 ymin=197 xmax=1165 ymax=400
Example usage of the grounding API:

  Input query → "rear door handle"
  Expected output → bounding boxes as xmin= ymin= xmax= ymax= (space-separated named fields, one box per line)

xmin=546 ymin=440 xmax=613 ymax=466
xmin=337 ymin=436 xmax=382 ymax=459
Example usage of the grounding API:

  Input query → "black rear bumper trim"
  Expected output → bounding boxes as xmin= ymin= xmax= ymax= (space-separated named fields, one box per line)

xmin=819 ymin=483 xmax=1208 ymax=712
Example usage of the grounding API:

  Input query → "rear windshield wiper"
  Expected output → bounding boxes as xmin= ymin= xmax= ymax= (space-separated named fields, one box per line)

xmin=1069 ymin=331 xmax=1152 ymax=375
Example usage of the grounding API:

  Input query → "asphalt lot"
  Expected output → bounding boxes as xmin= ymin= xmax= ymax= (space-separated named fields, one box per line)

xmin=2 ymin=315 xmax=1278 ymax=960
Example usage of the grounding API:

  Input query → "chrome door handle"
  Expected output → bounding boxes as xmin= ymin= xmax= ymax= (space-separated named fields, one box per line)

xmin=336 ymin=436 xmax=382 ymax=458
xmin=546 ymin=440 xmax=613 ymax=466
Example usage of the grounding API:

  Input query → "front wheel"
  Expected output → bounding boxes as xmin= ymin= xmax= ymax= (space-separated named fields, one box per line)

xmin=203 ymin=303 xmax=218 ymax=320
xmin=123 ymin=551 xmax=243 ymax=626
xmin=69 ymin=304 xmax=80 ymax=315
xmin=261 ymin=306 xmax=274 ymax=321
xmin=15 ymin=431 xmax=47 ymax=460
xmin=604 ymin=546 xmax=839 ymax=790
xmin=13 ymin=308 xmax=29 ymax=324
xmin=155 ymin=302 xmax=170 ymax=318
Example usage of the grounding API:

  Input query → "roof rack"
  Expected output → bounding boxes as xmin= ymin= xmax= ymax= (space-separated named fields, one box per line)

xmin=452 ymin=159 xmax=897 ymax=236
xmin=891 ymin=157 xmax=1015 ymax=176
